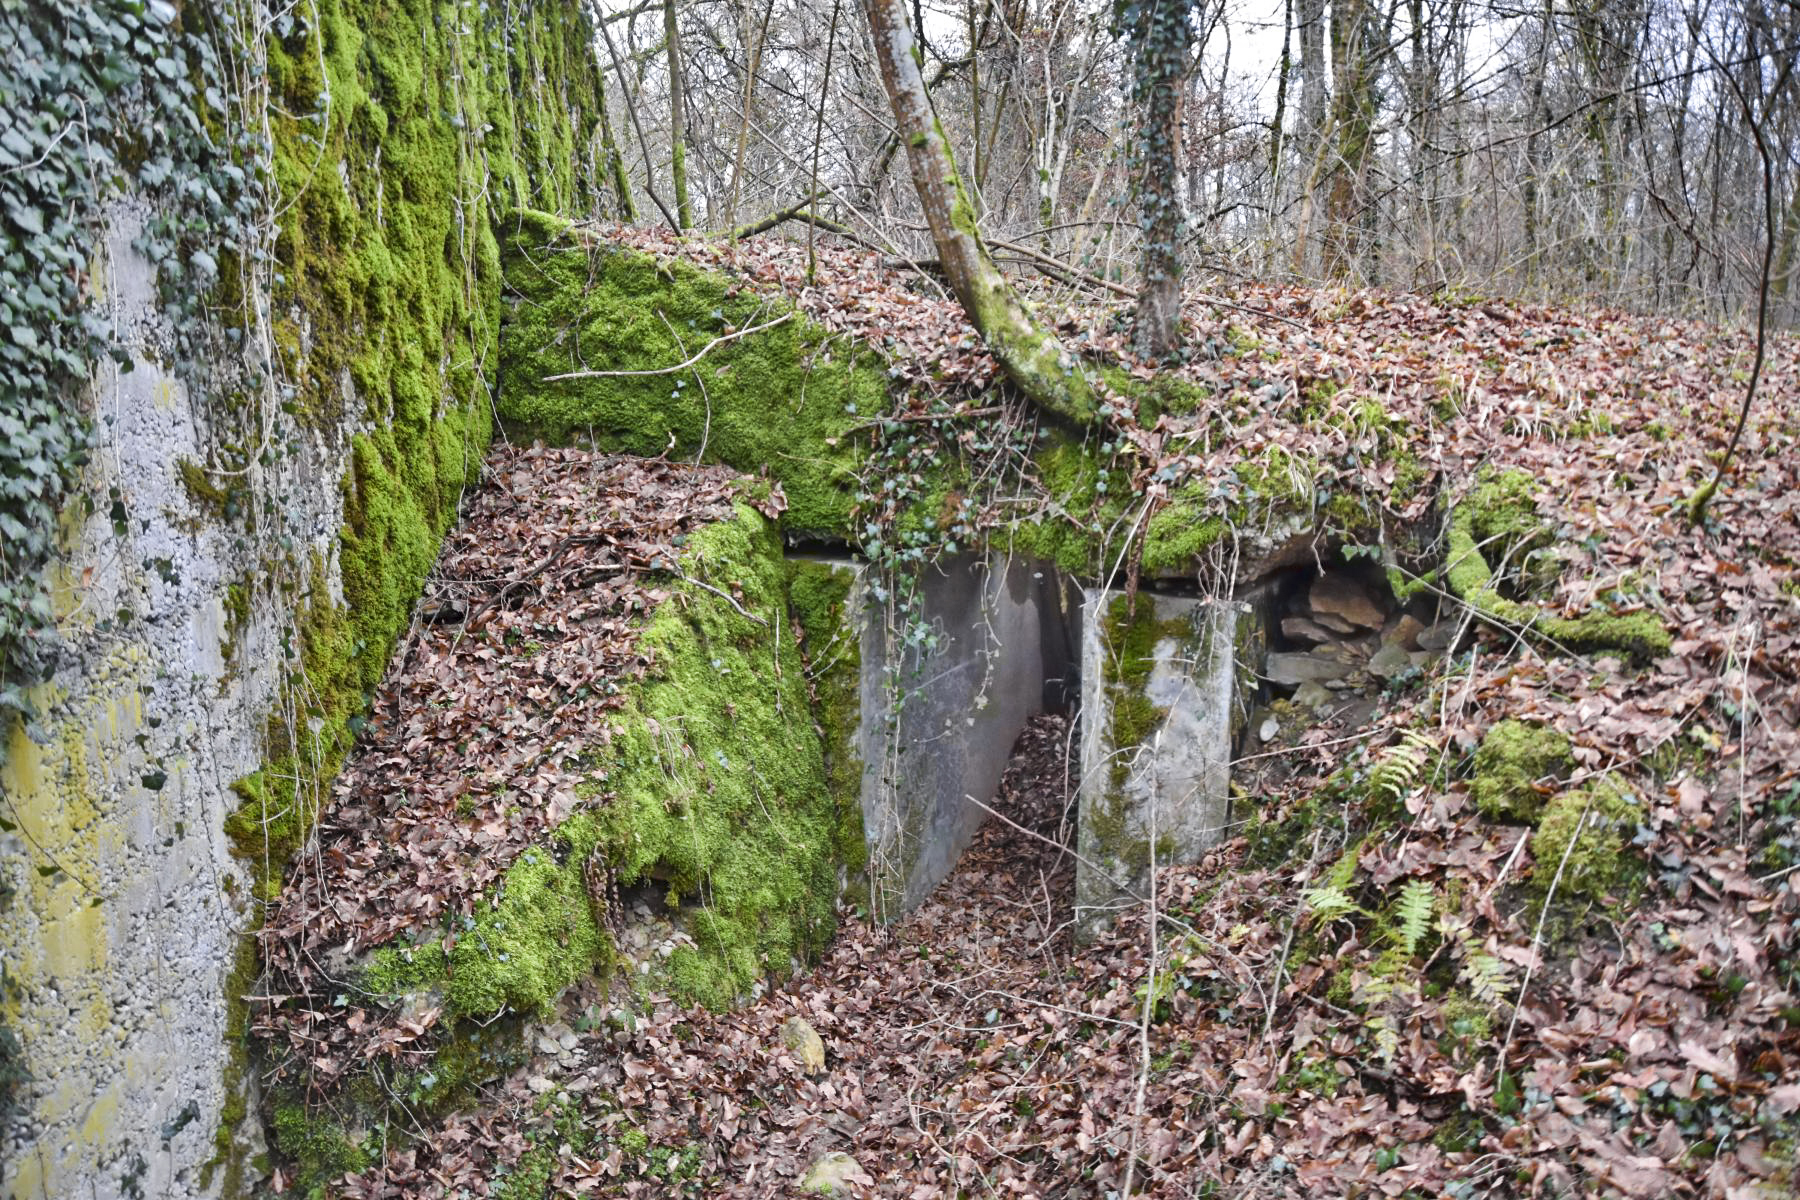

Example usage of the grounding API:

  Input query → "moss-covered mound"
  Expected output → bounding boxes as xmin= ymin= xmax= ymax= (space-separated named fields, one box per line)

xmin=357 ymin=504 xmax=852 ymax=1018
xmin=1530 ymin=776 xmax=1645 ymax=907
xmin=1470 ymin=719 xmax=1574 ymax=823
xmin=499 ymin=210 xmax=881 ymax=537
xmin=496 ymin=215 xmax=1391 ymax=587
xmin=1445 ymin=469 xmax=1671 ymax=662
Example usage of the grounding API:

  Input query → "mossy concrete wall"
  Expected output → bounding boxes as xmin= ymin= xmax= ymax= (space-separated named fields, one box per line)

xmin=0 ymin=4 xmax=607 ymax=1198
xmin=1076 ymin=591 xmax=1263 ymax=937
xmin=809 ymin=555 xmax=1080 ymax=918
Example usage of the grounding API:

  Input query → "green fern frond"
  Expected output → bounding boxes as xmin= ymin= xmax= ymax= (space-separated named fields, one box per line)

xmin=1370 ymin=1017 xmax=1401 ymax=1064
xmin=1394 ymin=880 xmax=1437 ymax=955
xmin=1460 ymin=951 xmax=1512 ymax=1002
xmin=1304 ymin=884 xmax=1357 ymax=922
xmin=1366 ymin=729 xmax=1435 ymax=805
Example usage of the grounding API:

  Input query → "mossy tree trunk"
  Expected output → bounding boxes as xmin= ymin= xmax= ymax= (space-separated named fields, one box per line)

xmin=860 ymin=0 xmax=1097 ymax=425
xmin=600 ymin=80 xmax=637 ymax=223
xmin=1323 ymin=0 xmax=1380 ymax=280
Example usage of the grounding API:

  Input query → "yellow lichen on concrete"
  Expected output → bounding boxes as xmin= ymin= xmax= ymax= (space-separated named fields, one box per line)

xmin=0 ymin=650 xmax=156 ymax=1199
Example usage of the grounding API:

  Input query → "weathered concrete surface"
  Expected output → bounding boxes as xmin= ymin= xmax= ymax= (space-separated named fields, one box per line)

xmin=834 ymin=554 xmax=1078 ymax=917
xmin=0 ymin=204 xmax=346 ymax=1200
xmin=1075 ymin=592 xmax=1265 ymax=936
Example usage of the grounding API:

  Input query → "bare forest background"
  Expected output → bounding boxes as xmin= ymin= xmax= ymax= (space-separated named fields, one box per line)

xmin=579 ymin=0 xmax=1800 ymax=329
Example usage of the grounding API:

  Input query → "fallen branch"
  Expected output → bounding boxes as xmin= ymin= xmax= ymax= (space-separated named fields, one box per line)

xmin=726 ymin=197 xmax=856 ymax=242
xmin=989 ymin=236 xmax=1134 ymax=299
xmin=542 ymin=312 xmax=796 ymax=382
xmin=842 ymin=405 xmax=1003 ymax=435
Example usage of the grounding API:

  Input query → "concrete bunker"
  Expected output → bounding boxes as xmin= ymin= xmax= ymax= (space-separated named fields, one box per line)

xmin=807 ymin=546 xmax=1444 ymax=936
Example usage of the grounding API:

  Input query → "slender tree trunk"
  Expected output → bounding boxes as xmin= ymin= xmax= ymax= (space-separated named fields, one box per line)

xmin=1523 ymin=0 xmax=1551 ymax=285
xmin=861 ymin=0 xmax=1096 ymax=424
xmin=598 ymin=71 xmax=636 ymax=222
xmin=728 ymin=0 xmax=777 ymax=243
xmin=1271 ymin=0 xmax=1294 ymax=187
xmin=807 ymin=0 xmax=843 ymax=283
xmin=663 ymin=0 xmax=692 ymax=230
xmin=1324 ymin=0 xmax=1377 ymax=280
xmin=1295 ymin=0 xmax=1327 ymax=274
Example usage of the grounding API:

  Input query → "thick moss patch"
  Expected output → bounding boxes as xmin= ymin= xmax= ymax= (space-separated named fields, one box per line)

xmin=361 ymin=505 xmax=843 ymax=1023
xmin=1531 ymin=777 xmax=1645 ymax=907
xmin=1471 ymin=720 xmax=1574 ymax=823
xmin=499 ymin=213 xmax=881 ymax=537
xmin=785 ymin=560 xmax=870 ymax=876
xmin=226 ymin=0 xmax=609 ymax=902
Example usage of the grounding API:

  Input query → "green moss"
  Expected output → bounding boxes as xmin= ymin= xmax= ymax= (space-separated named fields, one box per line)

xmin=1005 ymin=433 xmax=1121 ymax=576
xmin=1126 ymin=374 xmax=1212 ymax=424
xmin=1460 ymin=469 xmax=1549 ymax=554
xmin=1140 ymin=485 xmax=1227 ymax=575
xmin=1080 ymin=595 xmax=1193 ymax=875
xmin=223 ymin=562 xmax=363 ymax=900
xmin=176 ymin=457 xmax=246 ymax=522
xmin=595 ymin=506 xmax=843 ymax=1008
xmin=1530 ymin=776 xmax=1644 ymax=907
xmin=499 ymin=215 xmax=880 ymax=537
xmin=784 ymin=560 xmax=868 ymax=875
xmin=239 ymin=4 xmax=609 ymax=1183
xmin=231 ymin=0 xmax=606 ymax=885
xmin=1444 ymin=470 xmax=1671 ymax=663
xmin=1470 ymin=720 xmax=1574 ymax=823
xmin=1138 ymin=445 xmax=1319 ymax=575
xmin=359 ymin=506 xmax=844 ymax=1023
xmin=271 ymin=1104 xmax=371 ymax=1200
xmin=199 ymin=935 xmax=259 ymax=1195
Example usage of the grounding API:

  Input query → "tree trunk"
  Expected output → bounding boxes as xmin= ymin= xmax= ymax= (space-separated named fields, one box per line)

xmin=599 ymin=77 xmax=636 ymax=223
xmin=1270 ymin=0 xmax=1294 ymax=186
xmin=1126 ymin=0 xmax=1192 ymax=358
xmin=1324 ymin=0 xmax=1378 ymax=280
xmin=662 ymin=0 xmax=693 ymax=230
xmin=860 ymin=0 xmax=1096 ymax=424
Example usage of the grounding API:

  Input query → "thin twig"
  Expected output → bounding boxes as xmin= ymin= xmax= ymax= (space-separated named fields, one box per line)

xmin=542 ymin=312 xmax=796 ymax=382
xmin=676 ymin=571 xmax=769 ymax=626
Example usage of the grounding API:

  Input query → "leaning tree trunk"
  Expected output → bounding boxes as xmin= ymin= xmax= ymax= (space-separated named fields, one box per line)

xmin=861 ymin=0 xmax=1096 ymax=425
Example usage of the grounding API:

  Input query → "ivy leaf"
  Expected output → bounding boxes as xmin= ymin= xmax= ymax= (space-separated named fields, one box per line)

xmin=7 ymin=204 xmax=44 ymax=236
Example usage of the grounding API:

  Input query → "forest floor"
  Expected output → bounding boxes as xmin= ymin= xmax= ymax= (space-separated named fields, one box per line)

xmin=274 ymin=231 xmax=1800 ymax=1199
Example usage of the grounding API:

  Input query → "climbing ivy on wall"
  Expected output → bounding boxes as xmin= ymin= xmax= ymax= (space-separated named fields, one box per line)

xmin=0 ymin=0 xmax=265 ymax=734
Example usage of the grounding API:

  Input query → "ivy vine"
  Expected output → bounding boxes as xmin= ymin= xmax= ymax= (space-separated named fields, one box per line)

xmin=0 ymin=0 xmax=266 ymax=735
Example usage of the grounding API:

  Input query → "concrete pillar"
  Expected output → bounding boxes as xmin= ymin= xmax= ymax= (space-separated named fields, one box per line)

xmin=1075 ymin=591 xmax=1264 ymax=937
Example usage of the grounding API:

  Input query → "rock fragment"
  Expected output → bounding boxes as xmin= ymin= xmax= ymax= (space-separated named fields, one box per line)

xmin=800 ymin=1152 xmax=872 ymax=1194
xmin=781 ymin=1014 xmax=826 ymax=1075
xmin=1308 ymin=574 xmax=1386 ymax=630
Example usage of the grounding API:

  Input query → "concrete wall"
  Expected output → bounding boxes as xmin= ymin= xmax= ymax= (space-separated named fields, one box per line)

xmin=844 ymin=555 xmax=1079 ymax=917
xmin=0 ymin=204 xmax=344 ymax=1200
xmin=0 ymin=6 xmax=608 ymax=1197
xmin=1075 ymin=592 xmax=1264 ymax=937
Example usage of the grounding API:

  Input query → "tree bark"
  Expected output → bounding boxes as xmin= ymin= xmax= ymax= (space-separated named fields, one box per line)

xmin=860 ymin=0 xmax=1096 ymax=424
xmin=1125 ymin=0 xmax=1192 ymax=359
xmin=662 ymin=0 xmax=693 ymax=230
xmin=1323 ymin=0 xmax=1379 ymax=280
